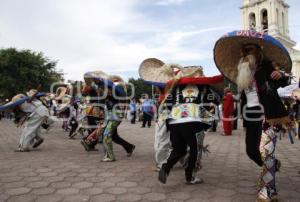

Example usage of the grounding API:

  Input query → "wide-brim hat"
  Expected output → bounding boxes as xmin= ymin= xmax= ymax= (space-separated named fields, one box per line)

xmin=55 ymin=87 xmax=67 ymax=100
xmin=139 ymin=58 xmax=173 ymax=83
xmin=139 ymin=58 xmax=205 ymax=83
xmin=84 ymin=71 xmax=109 ymax=85
xmin=214 ymin=30 xmax=292 ymax=84
xmin=0 ymin=94 xmax=27 ymax=111
xmin=26 ymin=89 xmax=37 ymax=97
xmin=84 ymin=71 xmax=126 ymax=96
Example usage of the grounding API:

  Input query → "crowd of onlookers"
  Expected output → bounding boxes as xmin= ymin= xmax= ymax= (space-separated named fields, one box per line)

xmin=126 ymin=94 xmax=156 ymax=128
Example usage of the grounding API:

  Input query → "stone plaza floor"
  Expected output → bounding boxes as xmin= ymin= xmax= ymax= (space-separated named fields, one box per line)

xmin=0 ymin=119 xmax=299 ymax=202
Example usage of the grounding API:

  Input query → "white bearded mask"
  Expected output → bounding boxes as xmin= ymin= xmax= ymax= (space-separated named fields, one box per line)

xmin=236 ymin=54 xmax=257 ymax=91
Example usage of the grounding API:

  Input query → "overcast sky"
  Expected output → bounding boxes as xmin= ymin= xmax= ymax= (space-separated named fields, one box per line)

xmin=0 ymin=0 xmax=299 ymax=81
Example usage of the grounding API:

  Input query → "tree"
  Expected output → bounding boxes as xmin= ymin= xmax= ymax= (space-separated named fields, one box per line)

xmin=0 ymin=48 xmax=64 ymax=99
xmin=127 ymin=78 xmax=152 ymax=100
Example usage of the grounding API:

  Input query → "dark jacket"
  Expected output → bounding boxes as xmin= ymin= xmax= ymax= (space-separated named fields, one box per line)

xmin=240 ymin=60 xmax=289 ymax=124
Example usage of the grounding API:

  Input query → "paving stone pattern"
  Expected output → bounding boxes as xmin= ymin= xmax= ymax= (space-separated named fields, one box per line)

xmin=0 ymin=119 xmax=299 ymax=202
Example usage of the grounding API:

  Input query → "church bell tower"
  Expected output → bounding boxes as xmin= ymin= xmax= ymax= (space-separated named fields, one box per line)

xmin=241 ymin=0 xmax=300 ymax=79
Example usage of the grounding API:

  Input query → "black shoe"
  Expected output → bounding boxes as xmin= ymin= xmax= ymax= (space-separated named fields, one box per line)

xmin=33 ymin=138 xmax=44 ymax=148
xmin=158 ymin=167 xmax=168 ymax=184
xmin=127 ymin=145 xmax=135 ymax=157
xmin=69 ymin=132 xmax=77 ymax=139
xmin=141 ymin=126 xmax=145 ymax=128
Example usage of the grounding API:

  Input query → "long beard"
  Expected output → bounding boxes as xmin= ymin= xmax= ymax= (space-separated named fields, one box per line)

xmin=236 ymin=55 xmax=256 ymax=91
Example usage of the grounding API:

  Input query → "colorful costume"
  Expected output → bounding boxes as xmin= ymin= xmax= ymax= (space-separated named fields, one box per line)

xmin=214 ymin=30 xmax=292 ymax=201
xmin=139 ymin=58 xmax=223 ymax=184
xmin=0 ymin=92 xmax=51 ymax=152
xmin=80 ymin=71 xmax=135 ymax=161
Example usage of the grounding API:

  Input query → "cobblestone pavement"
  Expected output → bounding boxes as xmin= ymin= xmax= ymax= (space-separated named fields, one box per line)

xmin=0 ymin=119 xmax=299 ymax=202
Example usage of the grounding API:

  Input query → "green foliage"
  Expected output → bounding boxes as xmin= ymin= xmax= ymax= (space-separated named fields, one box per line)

xmin=0 ymin=48 xmax=64 ymax=99
xmin=127 ymin=78 xmax=152 ymax=99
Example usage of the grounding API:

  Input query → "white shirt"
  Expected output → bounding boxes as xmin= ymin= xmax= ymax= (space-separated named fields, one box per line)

xmin=20 ymin=100 xmax=49 ymax=117
xmin=245 ymin=83 xmax=260 ymax=107
xmin=20 ymin=102 xmax=36 ymax=113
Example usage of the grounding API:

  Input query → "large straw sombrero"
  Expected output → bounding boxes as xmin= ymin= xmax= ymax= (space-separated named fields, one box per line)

xmin=84 ymin=71 xmax=109 ymax=85
xmin=26 ymin=89 xmax=37 ymax=97
xmin=139 ymin=58 xmax=205 ymax=82
xmin=25 ymin=89 xmax=47 ymax=98
xmin=214 ymin=30 xmax=292 ymax=84
xmin=139 ymin=58 xmax=174 ymax=83
xmin=55 ymin=87 xmax=68 ymax=100
xmin=0 ymin=92 xmax=47 ymax=111
xmin=84 ymin=71 xmax=126 ymax=96
xmin=0 ymin=94 xmax=27 ymax=111
xmin=139 ymin=58 xmax=224 ymax=94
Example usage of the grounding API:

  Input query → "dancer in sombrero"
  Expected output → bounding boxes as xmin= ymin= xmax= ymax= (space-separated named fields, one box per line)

xmin=80 ymin=71 xmax=135 ymax=161
xmin=80 ymin=82 xmax=104 ymax=149
xmin=54 ymin=85 xmax=74 ymax=133
xmin=214 ymin=30 xmax=292 ymax=202
xmin=139 ymin=58 xmax=223 ymax=184
xmin=0 ymin=89 xmax=52 ymax=152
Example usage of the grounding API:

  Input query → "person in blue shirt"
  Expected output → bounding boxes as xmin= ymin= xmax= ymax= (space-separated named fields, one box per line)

xmin=129 ymin=99 xmax=137 ymax=124
xmin=141 ymin=94 xmax=154 ymax=128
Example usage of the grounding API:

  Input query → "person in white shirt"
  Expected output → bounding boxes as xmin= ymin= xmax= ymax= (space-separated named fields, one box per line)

xmin=15 ymin=95 xmax=51 ymax=152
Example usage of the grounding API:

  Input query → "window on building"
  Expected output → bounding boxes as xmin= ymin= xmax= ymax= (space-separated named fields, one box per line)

xmin=249 ymin=13 xmax=256 ymax=31
xmin=261 ymin=9 xmax=268 ymax=33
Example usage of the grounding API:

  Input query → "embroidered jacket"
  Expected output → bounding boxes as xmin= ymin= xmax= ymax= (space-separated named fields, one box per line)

xmin=166 ymin=84 xmax=217 ymax=128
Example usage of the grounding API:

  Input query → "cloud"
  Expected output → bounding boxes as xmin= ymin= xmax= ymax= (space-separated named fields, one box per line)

xmin=155 ymin=0 xmax=188 ymax=6
xmin=1 ymin=0 xmax=297 ymax=82
xmin=0 ymin=0 xmax=237 ymax=82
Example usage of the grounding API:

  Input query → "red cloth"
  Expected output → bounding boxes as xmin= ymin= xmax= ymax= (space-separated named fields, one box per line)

xmin=166 ymin=75 xmax=224 ymax=86
xmin=223 ymin=92 xmax=234 ymax=136
xmin=85 ymin=129 xmax=98 ymax=145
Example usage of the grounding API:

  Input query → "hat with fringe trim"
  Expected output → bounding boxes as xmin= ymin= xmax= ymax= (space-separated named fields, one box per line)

xmin=214 ymin=30 xmax=292 ymax=84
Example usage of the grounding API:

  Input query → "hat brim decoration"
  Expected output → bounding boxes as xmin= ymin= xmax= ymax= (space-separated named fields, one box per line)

xmin=214 ymin=30 xmax=292 ymax=84
xmin=166 ymin=75 xmax=224 ymax=94
xmin=144 ymin=75 xmax=224 ymax=95
xmin=84 ymin=71 xmax=126 ymax=96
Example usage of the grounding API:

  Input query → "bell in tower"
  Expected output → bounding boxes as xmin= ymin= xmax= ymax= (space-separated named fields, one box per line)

xmin=241 ymin=0 xmax=295 ymax=43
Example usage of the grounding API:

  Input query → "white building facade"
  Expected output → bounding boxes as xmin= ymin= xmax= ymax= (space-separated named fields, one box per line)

xmin=241 ymin=0 xmax=300 ymax=80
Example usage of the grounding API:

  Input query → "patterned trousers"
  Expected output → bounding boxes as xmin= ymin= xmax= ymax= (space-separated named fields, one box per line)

xmin=103 ymin=120 xmax=121 ymax=160
xmin=258 ymin=127 xmax=278 ymax=199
